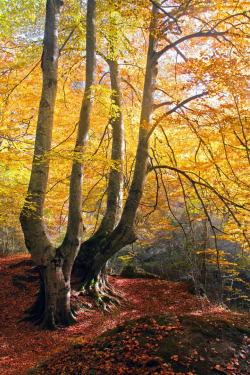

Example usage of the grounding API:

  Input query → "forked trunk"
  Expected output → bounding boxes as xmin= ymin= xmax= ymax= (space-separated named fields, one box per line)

xmin=20 ymin=0 xmax=97 ymax=329
xmin=74 ymin=238 xmax=125 ymax=309
xmin=74 ymin=5 xmax=159 ymax=304
xmin=73 ymin=55 xmax=125 ymax=305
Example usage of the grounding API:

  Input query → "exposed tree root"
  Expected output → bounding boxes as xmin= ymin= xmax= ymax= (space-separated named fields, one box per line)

xmin=21 ymin=282 xmax=77 ymax=329
xmin=23 ymin=285 xmax=45 ymax=323
xmin=38 ymin=310 xmax=57 ymax=331
xmin=56 ymin=310 xmax=77 ymax=327
xmin=80 ymin=279 xmax=124 ymax=311
xmin=9 ymin=259 xmax=34 ymax=269
xmin=22 ymin=304 xmax=77 ymax=330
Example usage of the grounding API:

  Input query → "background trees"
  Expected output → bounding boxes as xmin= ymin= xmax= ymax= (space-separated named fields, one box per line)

xmin=0 ymin=0 xmax=249 ymax=327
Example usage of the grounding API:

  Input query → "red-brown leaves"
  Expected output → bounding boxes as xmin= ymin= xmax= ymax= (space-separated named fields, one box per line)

xmin=0 ymin=255 xmax=249 ymax=375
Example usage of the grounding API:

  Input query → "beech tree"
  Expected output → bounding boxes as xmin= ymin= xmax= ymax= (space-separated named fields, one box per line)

xmin=6 ymin=0 xmax=248 ymax=328
xmin=20 ymin=0 xmax=97 ymax=329
xmin=73 ymin=0 xmax=250 ymax=298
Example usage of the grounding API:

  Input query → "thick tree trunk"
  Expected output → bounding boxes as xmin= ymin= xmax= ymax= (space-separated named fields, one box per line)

xmin=19 ymin=0 xmax=69 ymax=329
xmin=20 ymin=0 xmax=62 ymax=266
xmin=20 ymin=0 xmax=97 ymax=329
xmin=25 ymin=258 xmax=76 ymax=330
xmin=73 ymin=6 xmax=159 ymax=303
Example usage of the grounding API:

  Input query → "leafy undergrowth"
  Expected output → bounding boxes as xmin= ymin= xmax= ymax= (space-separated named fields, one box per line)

xmin=0 ymin=255 xmax=249 ymax=375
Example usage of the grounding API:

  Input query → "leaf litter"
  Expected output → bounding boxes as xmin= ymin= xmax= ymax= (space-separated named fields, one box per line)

xmin=0 ymin=255 xmax=249 ymax=374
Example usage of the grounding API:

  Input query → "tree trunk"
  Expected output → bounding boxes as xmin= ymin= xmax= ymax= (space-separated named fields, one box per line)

xmin=73 ymin=58 xmax=125 ymax=305
xmin=26 ymin=261 xmax=75 ymax=329
xmin=20 ymin=0 xmax=97 ymax=329
xmin=73 ymin=10 xmax=125 ymax=296
xmin=72 ymin=7 xmax=129 ymax=301
xmin=73 ymin=5 xmax=160 ymax=306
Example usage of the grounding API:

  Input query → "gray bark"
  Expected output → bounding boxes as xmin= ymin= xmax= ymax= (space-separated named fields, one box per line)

xmin=20 ymin=0 xmax=63 ymax=266
xmin=98 ymin=58 xmax=124 ymax=233
xmin=59 ymin=0 xmax=97 ymax=279
xmin=73 ymin=58 xmax=125 ymax=288
xmin=73 ymin=3 xmax=125 ymax=289
xmin=20 ymin=0 xmax=97 ymax=329
xmin=117 ymin=4 xmax=159 ymax=231
xmin=74 ymin=6 xmax=160 ymax=296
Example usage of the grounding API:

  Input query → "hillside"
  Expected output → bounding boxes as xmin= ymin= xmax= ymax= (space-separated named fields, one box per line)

xmin=0 ymin=255 xmax=249 ymax=375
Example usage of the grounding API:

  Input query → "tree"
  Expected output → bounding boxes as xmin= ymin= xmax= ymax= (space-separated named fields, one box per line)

xmin=0 ymin=0 xmax=248 ymax=328
xmin=20 ymin=0 xmax=97 ymax=329
xmin=73 ymin=0 xmax=250 ymax=300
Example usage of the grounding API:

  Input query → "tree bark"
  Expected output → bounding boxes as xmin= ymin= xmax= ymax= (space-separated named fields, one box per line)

xmin=20 ymin=0 xmax=97 ymax=329
xmin=73 ymin=17 xmax=125 ymax=305
xmin=20 ymin=0 xmax=62 ymax=267
xmin=98 ymin=58 xmax=124 ymax=234
xmin=73 ymin=5 xmax=160 ymax=305
xmin=73 ymin=58 xmax=125 ymax=305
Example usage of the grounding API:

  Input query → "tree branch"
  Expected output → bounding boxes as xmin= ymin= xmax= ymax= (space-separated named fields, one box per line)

xmin=153 ymin=101 xmax=173 ymax=110
xmin=156 ymin=30 xmax=227 ymax=60
xmin=145 ymin=92 xmax=208 ymax=141
xmin=122 ymin=78 xmax=141 ymax=102
xmin=150 ymin=164 xmax=250 ymax=213
xmin=51 ymin=122 xmax=79 ymax=150
xmin=5 ymin=59 xmax=41 ymax=102
xmin=164 ymin=36 xmax=187 ymax=62
xmin=59 ymin=26 xmax=78 ymax=54
xmin=148 ymin=0 xmax=182 ymax=34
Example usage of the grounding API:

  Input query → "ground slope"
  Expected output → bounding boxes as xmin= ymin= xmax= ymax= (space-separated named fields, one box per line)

xmin=0 ymin=255 xmax=249 ymax=375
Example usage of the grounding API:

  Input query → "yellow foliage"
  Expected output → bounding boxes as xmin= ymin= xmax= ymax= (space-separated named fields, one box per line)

xmin=0 ymin=0 xmax=249 ymax=254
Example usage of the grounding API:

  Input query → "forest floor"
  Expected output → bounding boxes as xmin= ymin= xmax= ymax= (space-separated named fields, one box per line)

xmin=0 ymin=254 xmax=249 ymax=375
